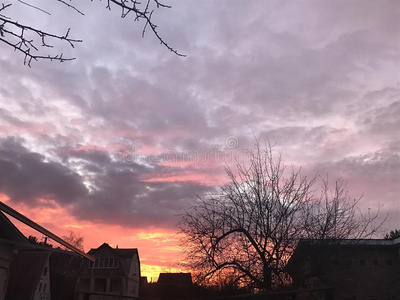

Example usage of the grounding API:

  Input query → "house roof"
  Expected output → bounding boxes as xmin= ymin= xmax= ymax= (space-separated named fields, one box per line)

xmin=0 ymin=211 xmax=30 ymax=245
xmin=88 ymin=242 xmax=138 ymax=258
xmin=292 ymin=238 xmax=400 ymax=251
xmin=83 ymin=243 xmax=139 ymax=278
xmin=114 ymin=248 xmax=138 ymax=258
xmin=157 ymin=273 xmax=193 ymax=287
xmin=286 ymin=238 xmax=400 ymax=271
xmin=0 ymin=201 xmax=93 ymax=261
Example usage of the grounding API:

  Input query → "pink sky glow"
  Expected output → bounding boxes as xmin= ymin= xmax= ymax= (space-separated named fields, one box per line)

xmin=0 ymin=0 xmax=399 ymax=282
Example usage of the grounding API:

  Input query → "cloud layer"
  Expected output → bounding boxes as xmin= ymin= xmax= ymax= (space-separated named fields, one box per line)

xmin=0 ymin=0 xmax=399 ymax=276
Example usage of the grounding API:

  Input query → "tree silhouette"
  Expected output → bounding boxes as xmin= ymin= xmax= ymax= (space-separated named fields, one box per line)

xmin=179 ymin=140 xmax=386 ymax=291
xmin=62 ymin=231 xmax=84 ymax=251
xmin=384 ymin=229 xmax=400 ymax=240
xmin=28 ymin=235 xmax=54 ymax=248
xmin=0 ymin=0 xmax=184 ymax=66
xmin=27 ymin=235 xmax=39 ymax=244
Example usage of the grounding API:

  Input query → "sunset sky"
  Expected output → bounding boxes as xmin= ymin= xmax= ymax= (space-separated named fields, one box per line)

xmin=0 ymin=0 xmax=399 ymax=280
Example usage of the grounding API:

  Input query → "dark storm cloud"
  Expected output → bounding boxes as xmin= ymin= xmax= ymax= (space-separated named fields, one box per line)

xmin=0 ymin=137 xmax=211 ymax=227
xmin=53 ymin=147 xmax=212 ymax=227
xmin=61 ymin=148 xmax=113 ymax=168
xmin=74 ymin=178 xmax=210 ymax=227
xmin=0 ymin=0 xmax=398 ymax=231
xmin=0 ymin=137 xmax=88 ymax=204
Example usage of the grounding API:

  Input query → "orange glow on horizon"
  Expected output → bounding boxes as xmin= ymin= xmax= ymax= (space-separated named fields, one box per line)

xmin=0 ymin=194 xmax=189 ymax=281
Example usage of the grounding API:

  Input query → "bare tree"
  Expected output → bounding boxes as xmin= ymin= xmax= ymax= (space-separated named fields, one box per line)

xmin=62 ymin=231 xmax=84 ymax=252
xmin=0 ymin=0 xmax=183 ymax=66
xmin=179 ymin=140 xmax=386 ymax=291
xmin=302 ymin=177 xmax=385 ymax=240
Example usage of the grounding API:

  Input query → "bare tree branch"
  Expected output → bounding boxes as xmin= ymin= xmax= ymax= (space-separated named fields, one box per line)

xmin=17 ymin=0 xmax=51 ymax=15
xmin=178 ymin=139 xmax=386 ymax=291
xmin=0 ymin=0 xmax=184 ymax=66
xmin=56 ymin=0 xmax=85 ymax=16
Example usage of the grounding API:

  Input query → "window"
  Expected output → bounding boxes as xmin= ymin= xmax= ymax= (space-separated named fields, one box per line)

xmin=94 ymin=278 xmax=107 ymax=292
xmin=43 ymin=284 xmax=47 ymax=292
xmin=99 ymin=257 xmax=104 ymax=268
xmin=109 ymin=257 xmax=115 ymax=267
xmin=360 ymin=260 xmax=365 ymax=265
xmin=110 ymin=278 xmax=122 ymax=292
xmin=43 ymin=267 xmax=48 ymax=276
xmin=387 ymin=260 xmax=393 ymax=265
xmin=90 ymin=257 xmax=119 ymax=268
xmin=373 ymin=259 xmax=379 ymax=265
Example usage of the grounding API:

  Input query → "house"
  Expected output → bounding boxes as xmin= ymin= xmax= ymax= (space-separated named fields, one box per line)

xmin=1 ymin=202 xmax=143 ymax=299
xmin=75 ymin=243 xmax=140 ymax=299
xmin=157 ymin=273 xmax=193 ymax=300
xmin=5 ymin=251 xmax=51 ymax=300
xmin=0 ymin=204 xmax=91 ymax=300
xmin=285 ymin=238 xmax=400 ymax=300
xmin=4 ymin=248 xmax=84 ymax=300
xmin=0 ymin=211 xmax=33 ymax=300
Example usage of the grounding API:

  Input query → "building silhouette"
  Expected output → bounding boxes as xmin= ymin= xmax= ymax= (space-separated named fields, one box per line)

xmin=286 ymin=238 xmax=400 ymax=299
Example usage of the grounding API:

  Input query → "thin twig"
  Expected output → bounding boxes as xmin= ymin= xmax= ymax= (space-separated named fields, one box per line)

xmin=17 ymin=0 xmax=51 ymax=15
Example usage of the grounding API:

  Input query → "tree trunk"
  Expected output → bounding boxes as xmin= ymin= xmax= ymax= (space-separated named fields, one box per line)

xmin=263 ymin=266 xmax=272 ymax=290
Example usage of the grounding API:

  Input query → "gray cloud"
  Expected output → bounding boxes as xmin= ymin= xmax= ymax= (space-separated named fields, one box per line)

xmin=0 ymin=137 xmax=211 ymax=227
xmin=64 ymin=148 xmax=211 ymax=227
xmin=0 ymin=137 xmax=88 ymax=205
xmin=0 ymin=0 xmax=398 ymax=233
